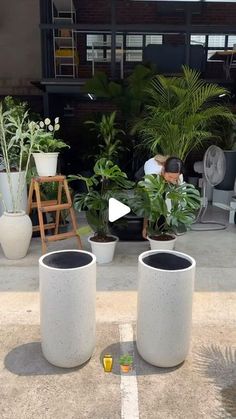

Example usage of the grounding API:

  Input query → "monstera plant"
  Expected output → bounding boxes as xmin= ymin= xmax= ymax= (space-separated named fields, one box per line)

xmin=70 ymin=158 xmax=134 ymax=263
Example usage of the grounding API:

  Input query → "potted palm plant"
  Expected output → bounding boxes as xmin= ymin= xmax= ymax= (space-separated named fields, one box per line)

xmin=0 ymin=103 xmax=38 ymax=259
xmin=32 ymin=117 xmax=69 ymax=176
xmin=132 ymin=66 xmax=235 ymax=162
xmin=70 ymin=158 xmax=134 ymax=264
xmin=85 ymin=111 xmax=126 ymax=163
xmin=119 ymin=354 xmax=133 ymax=373
xmin=132 ymin=174 xmax=201 ymax=250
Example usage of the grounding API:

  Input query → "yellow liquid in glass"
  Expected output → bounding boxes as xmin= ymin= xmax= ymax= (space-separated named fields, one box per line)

xmin=103 ymin=354 xmax=113 ymax=372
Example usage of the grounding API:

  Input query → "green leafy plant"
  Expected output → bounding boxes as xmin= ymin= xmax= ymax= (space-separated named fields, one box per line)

xmin=32 ymin=118 xmax=69 ymax=153
xmin=131 ymin=174 xmax=201 ymax=237
xmin=119 ymin=354 xmax=133 ymax=366
xmin=0 ymin=104 xmax=39 ymax=212
xmin=70 ymin=158 xmax=134 ymax=240
xmin=132 ymin=66 xmax=235 ymax=161
xmin=85 ymin=111 xmax=126 ymax=162
xmin=84 ymin=64 xmax=155 ymax=120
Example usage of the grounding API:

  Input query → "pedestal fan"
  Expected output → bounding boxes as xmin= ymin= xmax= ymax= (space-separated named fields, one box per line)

xmin=191 ymin=145 xmax=227 ymax=231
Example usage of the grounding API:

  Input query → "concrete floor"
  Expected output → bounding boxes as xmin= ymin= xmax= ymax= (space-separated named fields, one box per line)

xmin=0 ymin=207 xmax=236 ymax=419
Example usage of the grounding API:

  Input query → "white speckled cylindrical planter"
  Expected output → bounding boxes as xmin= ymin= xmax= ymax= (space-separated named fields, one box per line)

xmin=39 ymin=250 xmax=96 ymax=368
xmin=137 ymin=250 xmax=196 ymax=368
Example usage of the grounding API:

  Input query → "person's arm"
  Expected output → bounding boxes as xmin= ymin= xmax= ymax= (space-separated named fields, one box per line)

xmin=142 ymin=218 xmax=148 ymax=239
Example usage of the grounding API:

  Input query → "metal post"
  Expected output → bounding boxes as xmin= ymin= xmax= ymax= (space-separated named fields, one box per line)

xmin=111 ymin=0 xmax=116 ymax=79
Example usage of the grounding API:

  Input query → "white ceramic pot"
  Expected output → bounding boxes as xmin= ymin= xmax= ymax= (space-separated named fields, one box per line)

xmin=39 ymin=249 xmax=96 ymax=368
xmin=88 ymin=235 xmax=118 ymax=264
xmin=147 ymin=234 xmax=176 ymax=250
xmin=33 ymin=152 xmax=59 ymax=176
xmin=137 ymin=250 xmax=196 ymax=368
xmin=0 ymin=171 xmax=27 ymax=216
xmin=0 ymin=211 xmax=32 ymax=259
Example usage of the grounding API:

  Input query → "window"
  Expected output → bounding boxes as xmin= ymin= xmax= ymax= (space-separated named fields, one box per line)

xmin=86 ymin=33 xmax=163 ymax=63
xmin=190 ymin=35 xmax=206 ymax=46
xmin=228 ymin=36 xmax=236 ymax=48
xmin=208 ymin=35 xmax=225 ymax=48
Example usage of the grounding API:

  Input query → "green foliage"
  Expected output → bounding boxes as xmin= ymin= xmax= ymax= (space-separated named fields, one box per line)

xmin=32 ymin=118 xmax=69 ymax=153
xmin=119 ymin=354 xmax=133 ymax=366
xmin=85 ymin=111 xmax=126 ymax=162
xmin=83 ymin=64 xmax=155 ymax=119
xmin=0 ymin=96 xmax=30 ymax=168
xmin=70 ymin=158 xmax=134 ymax=239
xmin=131 ymin=174 xmax=201 ymax=235
xmin=0 ymin=105 xmax=39 ymax=212
xmin=132 ymin=66 xmax=236 ymax=161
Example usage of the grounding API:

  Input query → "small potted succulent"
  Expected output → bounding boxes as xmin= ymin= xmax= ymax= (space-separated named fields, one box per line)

xmin=132 ymin=174 xmax=201 ymax=250
xmin=70 ymin=158 xmax=134 ymax=264
xmin=32 ymin=117 xmax=69 ymax=176
xmin=119 ymin=354 xmax=133 ymax=373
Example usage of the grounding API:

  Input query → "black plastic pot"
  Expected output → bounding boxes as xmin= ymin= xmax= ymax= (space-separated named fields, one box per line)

xmin=109 ymin=213 xmax=144 ymax=241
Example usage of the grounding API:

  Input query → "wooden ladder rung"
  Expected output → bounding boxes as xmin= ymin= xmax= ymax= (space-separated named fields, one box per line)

xmin=46 ymin=231 xmax=77 ymax=242
xmin=40 ymin=203 xmax=71 ymax=212
xmin=32 ymin=223 xmax=56 ymax=232
xmin=31 ymin=200 xmax=58 ymax=209
xmin=35 ymin=176 xmax=66 ymax=183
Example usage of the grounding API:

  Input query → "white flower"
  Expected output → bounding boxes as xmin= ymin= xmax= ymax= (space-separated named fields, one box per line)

xmin=54 ymin=117 xmax=59 ymax=124
xmin=48 ymin=125 xmax=54 ymax=132
xmin=54 ymin=124 xmax=60 ymax=131
xmin=39 ymin=121 xmax=44 ymax=128
xmin=44 ymin=118 xmax=51 ymax=125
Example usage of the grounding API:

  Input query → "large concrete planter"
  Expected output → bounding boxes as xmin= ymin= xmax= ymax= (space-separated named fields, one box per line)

xmin=0 ymin=171 xmax=27 ymax=216
xmin=0 ymin=210 xmax=32 ymax=259
xmin=137 ymin=250 xmax=196 ymax=368
xmin=39 ymin=250 xmax=96 ymax=368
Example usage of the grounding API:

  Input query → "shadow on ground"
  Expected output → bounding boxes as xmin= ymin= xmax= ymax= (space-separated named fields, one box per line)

xmin=194 ymin=344 xmax=236 ymax=418
xmin=101 ymin=341 xmax=184 ymax=376
xmin=4 ymin=342 xmax=89 ymax=376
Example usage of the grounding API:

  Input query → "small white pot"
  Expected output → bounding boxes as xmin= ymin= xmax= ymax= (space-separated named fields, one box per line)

xmin=147 ymin=234 xmax=176 ymax=250
xmin=137 ymin=250 xmax=196 ymax=368
xmin=33 ymin=152 xmax=59 ymax=176
xmin=0 ymin=171 xmax=27 ymax=216
xmin=0 ymin=210 xmax=32 ymax=259
xmin=39 ymin=250 xmax=96 ymax=368
xmin=88 ymin=235 xmax=118 ymax=264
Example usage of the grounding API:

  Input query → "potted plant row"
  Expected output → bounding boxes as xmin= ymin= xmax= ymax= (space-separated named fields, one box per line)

xmin=0 ymin=97 xmax=70 ymax=259
xmin=131 ymin=174 xmax=201 ymax=250
xmin=70 ymin=158 xmax=134 ymax=264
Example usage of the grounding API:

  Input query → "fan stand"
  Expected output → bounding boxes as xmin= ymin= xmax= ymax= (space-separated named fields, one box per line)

xmin=191 ymin=178 xmax=227 ymax=231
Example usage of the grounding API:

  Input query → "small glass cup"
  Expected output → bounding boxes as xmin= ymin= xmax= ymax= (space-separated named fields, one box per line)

xmin=103 ymin=354 xmax=113 ymax=372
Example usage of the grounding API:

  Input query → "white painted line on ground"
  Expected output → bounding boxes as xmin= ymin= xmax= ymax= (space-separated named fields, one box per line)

xmin=119 ymin=323 xmax=139 ymax=419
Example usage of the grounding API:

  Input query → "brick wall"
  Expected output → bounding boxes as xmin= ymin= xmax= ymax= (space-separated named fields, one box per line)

xmin=74 ymin=0 xmax=236 ymax=25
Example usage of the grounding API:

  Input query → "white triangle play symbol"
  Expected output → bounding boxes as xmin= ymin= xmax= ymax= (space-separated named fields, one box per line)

xmin=108 ymin=198 xmax=131 ymax=222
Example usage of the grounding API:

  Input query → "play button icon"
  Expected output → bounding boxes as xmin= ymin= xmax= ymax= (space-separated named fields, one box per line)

xmin=108 ymin=198 xmax=131 ymax=222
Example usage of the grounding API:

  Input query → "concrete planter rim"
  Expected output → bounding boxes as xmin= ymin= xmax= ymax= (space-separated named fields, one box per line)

xmin=88 ymin=234 xmax=119 ymax=244
xmin=39 ymin=249 xmax=96 ymax=271
xmin=3 ymin=210 xmax=26 ymax=216
xmin=139 ymin=249 xmax=196 ymax=273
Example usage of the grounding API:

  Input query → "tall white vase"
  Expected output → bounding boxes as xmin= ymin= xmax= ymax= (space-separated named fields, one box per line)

xmin=39 ymin=250 xmax=96 ymax=368
xmin=0 ymin=172 xmax=27 ymax=216
xmin=137 ymin=250 xmax=196 ymax=368
xmin=0 ymin=211 xmax=32 ymax=259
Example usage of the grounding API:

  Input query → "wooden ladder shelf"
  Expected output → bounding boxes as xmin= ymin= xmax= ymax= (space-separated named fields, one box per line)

xmin=28 ymin=175 xmax=82 ymax=254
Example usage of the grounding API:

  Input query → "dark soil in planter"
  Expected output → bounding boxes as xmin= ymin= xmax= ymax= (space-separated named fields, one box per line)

xmin=42 ymin=251 xmax=93 ymax=269
xmin=143 ymin=253 xmax=192 ymax=270
xmin=90 ymin=235 xmax=117 ymax=243
xmin=149 ymin=234 xmax=175 ymax=241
